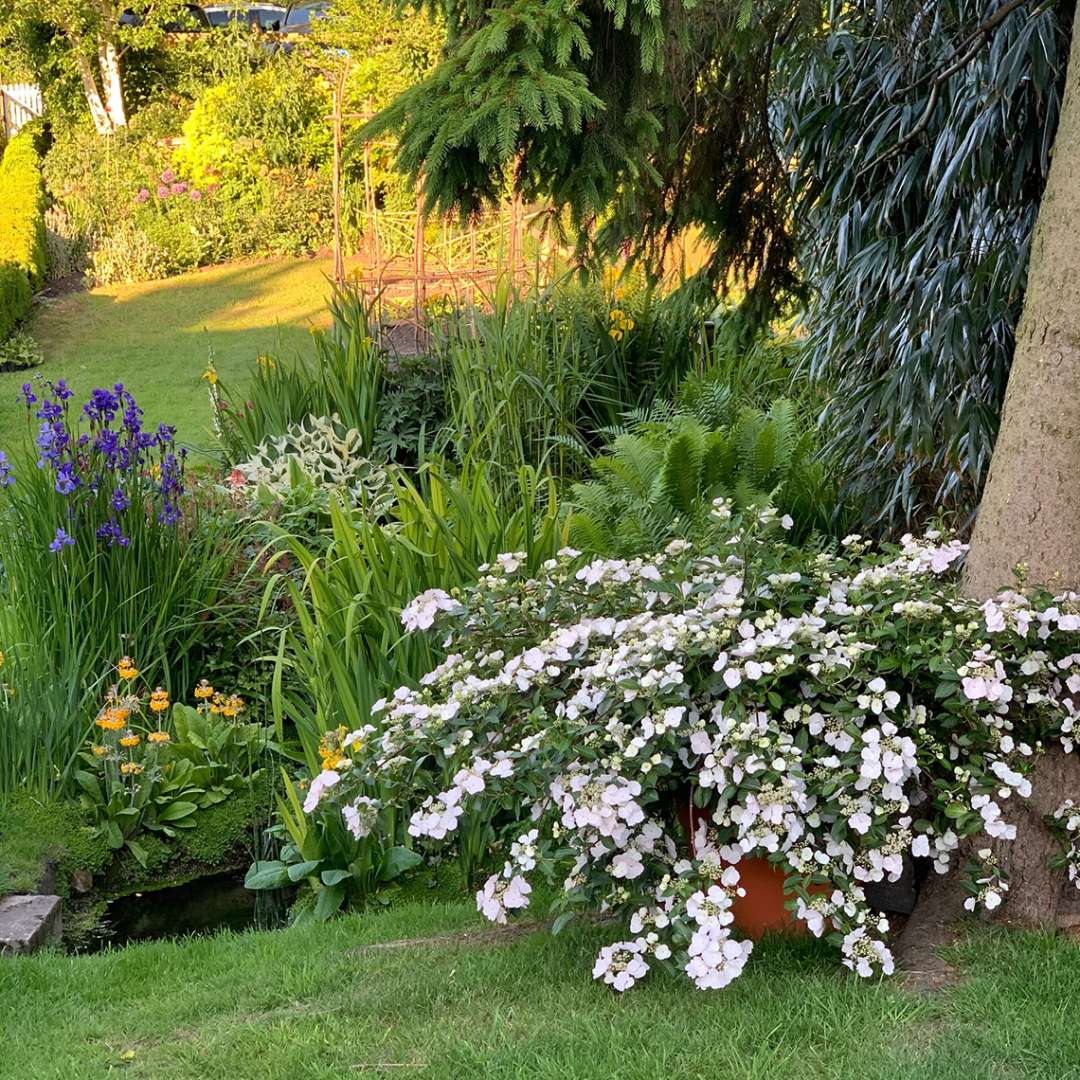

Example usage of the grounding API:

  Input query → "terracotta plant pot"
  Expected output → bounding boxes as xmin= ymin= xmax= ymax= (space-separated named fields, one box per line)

xmin=676 ymin=796 xmax=823 ymax=939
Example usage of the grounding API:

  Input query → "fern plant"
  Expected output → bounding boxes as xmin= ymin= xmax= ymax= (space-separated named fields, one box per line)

xmin=565 ymin=399 xmax=843 ymax=557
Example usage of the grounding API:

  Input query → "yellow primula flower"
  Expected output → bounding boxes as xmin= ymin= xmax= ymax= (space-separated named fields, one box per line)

xmin=117 ymin=656 xmax=139 ymax=681
xmin=318 ymin=725 xmax=350 ymax=771
xmin=96 ymin=709 xmax=126 ymax=732
xmin=148 ymin=730 xmax=171 ymax=745
xmin=119 ymin=732 xmax=141 ymax=748
xmin=221 ymin=694 xmax=246 ymax=719
xmin=194 ymin=680 xmax=214 ymax=701
xmin=120 ymin=761 xmax=143 ymax=776
xmin=149 ymin=688 xmax=170 ymax=714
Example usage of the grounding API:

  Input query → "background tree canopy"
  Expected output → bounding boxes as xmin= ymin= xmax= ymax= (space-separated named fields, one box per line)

xmin=371 ymin=0 xmax=1073 ymax=530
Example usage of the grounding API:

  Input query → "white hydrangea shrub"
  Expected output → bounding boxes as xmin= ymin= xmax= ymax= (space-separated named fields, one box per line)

xmin=304 ymin=508 xmax=1080 ymax=992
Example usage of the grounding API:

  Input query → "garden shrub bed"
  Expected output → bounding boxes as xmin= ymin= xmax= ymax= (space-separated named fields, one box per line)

xmin=0 ymin=127 xmax=47 ymax=290
xmin=0 ymin=264 xmax=32 ymax=343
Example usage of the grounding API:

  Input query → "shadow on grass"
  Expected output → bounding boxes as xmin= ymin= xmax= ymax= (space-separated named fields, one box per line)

xmin=0 ymin=258 xmax=337 ymax=455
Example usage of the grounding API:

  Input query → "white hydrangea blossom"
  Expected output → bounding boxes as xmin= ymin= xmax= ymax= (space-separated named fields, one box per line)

xmin=305 ymin=518 xmax=1080 ymax=994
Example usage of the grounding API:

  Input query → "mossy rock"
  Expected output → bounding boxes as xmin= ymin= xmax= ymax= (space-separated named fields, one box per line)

xmin=0 ymin=793 xmax=110 ymax=897
xmin=102 ymin=774 xmax=274 ymax=895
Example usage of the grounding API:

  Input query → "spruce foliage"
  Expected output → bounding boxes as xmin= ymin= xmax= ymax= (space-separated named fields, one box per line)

xmin=364 ymin=0 xmax=812 ymax=314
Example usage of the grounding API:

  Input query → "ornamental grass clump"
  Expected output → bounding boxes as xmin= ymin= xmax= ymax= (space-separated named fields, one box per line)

xmin=302 ymin=506 xmax=1080 ymax=991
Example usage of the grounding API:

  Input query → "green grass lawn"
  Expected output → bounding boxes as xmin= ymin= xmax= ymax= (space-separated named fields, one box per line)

xmin=5 ymin=900 xmax=1080 ymax=1080
xmin=0 ymin=258 xmax=338 ymax=457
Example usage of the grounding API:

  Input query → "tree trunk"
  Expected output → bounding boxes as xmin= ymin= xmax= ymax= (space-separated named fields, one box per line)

xmin=964 ymin=4 xmax=1080 ymax=596
xmin=74 ymin=50 xmax=115 ymax=135
xmin=963 ymin=0 xmax=1080 ymax=930
xmin=98 ymin=40 xmax=127 ymax=130
xmin=898 ymin=5 xmax=1080 ymax=978
xmin=990 ymin=747 xmax=1080 ymax=930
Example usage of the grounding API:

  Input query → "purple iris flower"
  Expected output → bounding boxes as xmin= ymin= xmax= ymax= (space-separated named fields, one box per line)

xmin=49 ymin=527 xmax=74 ymax=553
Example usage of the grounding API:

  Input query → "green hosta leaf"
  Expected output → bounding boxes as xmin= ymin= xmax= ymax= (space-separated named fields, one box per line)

xmin=74 ymin=769 xmax=103 ymax=803
xmin=380 ymin=845 xmax=423 ymax=882
xmin=321 ymin=868 xmax=353 ymax=887
xmin=314 ymin=882 xmax=346 ymax=921
xmin=127 ymin=839 xmax=149 ymax=867
xmin=551 ymin=911 xmax=575 ymax=935
xmin=287 ymin=860 xmax=322 ymax=882
xmin=245 ymin=860 xmax=292 ymax=890
xmin=156 ymin=801 xmax=199 ymax=823
xmin=172 ymin=702 xmax=212 ymax=749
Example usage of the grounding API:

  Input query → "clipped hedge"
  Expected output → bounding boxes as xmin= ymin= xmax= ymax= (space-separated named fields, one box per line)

xmin=0 ymin=262 xmax=31 ymax=341
xmin=0 ymin=127 xmax=47 ymax=291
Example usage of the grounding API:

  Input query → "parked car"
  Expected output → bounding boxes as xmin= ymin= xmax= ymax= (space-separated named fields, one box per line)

xmin=282 ymin=2 xmax=330 ymax=34
xmin=119 ymin=4 xmax=210 ymax=30
xmin=203 ymin=4 xmax=287 ymax=30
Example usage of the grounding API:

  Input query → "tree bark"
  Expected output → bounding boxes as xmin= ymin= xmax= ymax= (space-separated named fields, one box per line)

xmin=964 ymin=4 xmax=1080 ymax=596
xmin=897 ymin=6 xmax=1080 ymax=979
xmin=74 ymin=49 xmax=115 ymax=135
xmin=98 ymin=39 xmax=127 ymax=130
xmin=990 ymin=747 xmax=1080 ymax=930
xmin=963 ymin=0 xmax=1080 ymax=929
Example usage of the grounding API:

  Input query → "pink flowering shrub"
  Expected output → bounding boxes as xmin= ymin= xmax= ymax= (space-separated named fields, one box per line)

xmin=301 ymin=504 xmax=1080 ymax=991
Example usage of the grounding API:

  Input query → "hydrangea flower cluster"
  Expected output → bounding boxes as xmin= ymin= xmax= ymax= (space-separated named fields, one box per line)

xmin=12 ymin=380 xmax=186 ymax=550
xmin=301 ymin=513 xmax=1080 ymax=992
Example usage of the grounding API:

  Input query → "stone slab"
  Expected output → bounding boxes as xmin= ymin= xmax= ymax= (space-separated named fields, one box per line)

xmin=0 ymin=894 xmax=62 ymax=955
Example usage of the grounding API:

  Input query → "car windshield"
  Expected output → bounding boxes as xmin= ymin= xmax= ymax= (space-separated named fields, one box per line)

xmin=250 ymin=6 xmax=286 ymax=27
xmin=284 ymin=3 xmax=326 ymax=25
xmin=204 ymin=5 xmax=285 ymax=26
xmin=205 ymin=7 xmax=242 ymax=24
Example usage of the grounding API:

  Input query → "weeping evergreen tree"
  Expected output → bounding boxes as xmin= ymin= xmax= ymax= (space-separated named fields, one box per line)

xmin=362 ymin=0 xmax=817 ymax=317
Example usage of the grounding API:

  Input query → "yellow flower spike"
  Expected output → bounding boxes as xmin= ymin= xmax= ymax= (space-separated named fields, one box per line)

xmin=149 ymin=688 xmax=170 ymax=714
xmin=201 ymin=365 xmax=219 ymax=386
xmin=119 ymin=732 xmax=141 ymax=748
xmin=117 ymin=656 xmax=139 ymax=680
